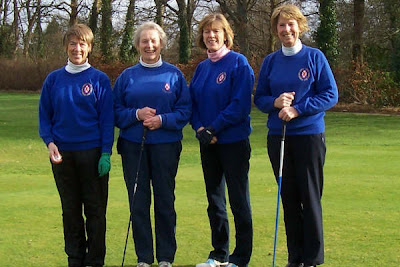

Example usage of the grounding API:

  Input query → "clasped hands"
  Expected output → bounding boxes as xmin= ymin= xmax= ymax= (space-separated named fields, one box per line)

xmin=274 ymin=92 xmax=299 ymax=122
xmin=196 ymin=126 xmax=217 ymax=145
xmin=137 ymin=107 xmax=161 ymax=131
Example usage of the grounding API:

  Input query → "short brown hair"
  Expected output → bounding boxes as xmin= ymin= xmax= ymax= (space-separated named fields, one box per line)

xmin=270 ymin=4 xmax=309 ymax=36
xmin=196 ymin=13 xmax=234 ymax=50
xmin=63 ymin=24 xmax=94 ymax=51
xmin=134 ymin=21 xmax=167 ymax=50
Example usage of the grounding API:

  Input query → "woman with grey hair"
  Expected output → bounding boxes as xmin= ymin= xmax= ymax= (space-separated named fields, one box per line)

xmin=113 ymin=21 xmax=191 ymax=267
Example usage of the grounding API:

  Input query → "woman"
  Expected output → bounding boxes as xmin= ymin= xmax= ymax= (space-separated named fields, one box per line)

xmin=113 ymin=22 xmax=191 ymax=267
xmin=254 ymin=4 xmax=338 ymax=267
xmin=39 ymin=24 xmax=114 ymax=267
xmin=190 ymin=14 xmax=254 ymax=267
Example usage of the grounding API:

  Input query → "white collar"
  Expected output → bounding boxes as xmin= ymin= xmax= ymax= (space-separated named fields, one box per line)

xmin=140 ymin=56 xmax=163 ymax=68
xmin=282 ymin=40 xmax=303 ymax=56
xmin=65 ymin=59 xmax=91 ymax=74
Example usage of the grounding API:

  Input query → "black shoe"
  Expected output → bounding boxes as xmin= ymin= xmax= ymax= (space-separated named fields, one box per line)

xmin=285 ymin=263 xmax=304 ymax=267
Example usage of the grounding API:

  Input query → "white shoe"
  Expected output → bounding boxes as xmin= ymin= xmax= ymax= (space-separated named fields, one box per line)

xmin=159 ymin=261 xmax=172 ymax=267
xmin=196 ymin=258 xmax=228 ymax=267
xmin=137 ymin=262 xmax=151 ymax=267
xmin=226 ymin=264 xmax=238 ymax=267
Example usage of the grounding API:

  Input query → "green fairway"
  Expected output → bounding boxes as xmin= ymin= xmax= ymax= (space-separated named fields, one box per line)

xmin=0 ymin=92 xmax=399 ymax=267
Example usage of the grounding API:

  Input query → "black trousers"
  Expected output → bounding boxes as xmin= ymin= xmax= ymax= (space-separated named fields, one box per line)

xmin=200 ymin=139 xmax=253 ymax=267
xmin=268 ymin=133 xmax=326 ymax=266
xmin=52 ymin=148 xmax=109 ymax=267
xmin=118 ymin=137 xmax=181 ymax=264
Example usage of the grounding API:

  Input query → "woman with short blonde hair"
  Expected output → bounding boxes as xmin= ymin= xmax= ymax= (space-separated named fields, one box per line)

xmin=191 ymin=13 xmax=254 ymax=267
xmin=39 ymin=23 xmax=114 ymax=267
xmin=196 ymin=13 xmax=234 ymax=50
xmin=255 ymin=4 xmax=338 ymax=267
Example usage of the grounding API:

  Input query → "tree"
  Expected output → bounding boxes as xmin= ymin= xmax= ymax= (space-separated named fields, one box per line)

xmin=352 ymin=0 xmax=364 ymax=66
xmin=216 ymin=0 xmax=257 ymax=58
xmin=120 ymin=0 xmax=137 ymax=63
xmin=383 ymin=0 xmax=400 ymax=81
xmin=100 ymin=0 xmax=113 ymax=62
xmin=11 ymin=0 xmax=19 ymax=56
xmin=89 ymin=0 xmax=101 ymax=35
xmin=154 ymin=0 xmax=166 ymax=27
xmin=315 ymin=0 xmax=338 ymax=65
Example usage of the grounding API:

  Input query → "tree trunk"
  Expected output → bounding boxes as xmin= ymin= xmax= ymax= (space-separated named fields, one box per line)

xmin=352 ymin=0 xmax=364 ymax=66
xmin=383 ymin=0 xmax=400 ymax=81
xmin=100 ymin=0 xmax=113 ymax=63
xmin=155 ymin=0 xmax=165 ymax=27
xmin=120 ymin=0 xmax=136 ymax=63
xmin=177 ymin=0 xmax=190 ymax=63
xmin=216 ymin=0 xmax=250 ymax=58
xmin=89 ymin=0 xmax=100 ymax=35
xmin=69 ymin=0 xmax=78 ymax=26
xmin=12 ymin=0 xmax=18 ymax=57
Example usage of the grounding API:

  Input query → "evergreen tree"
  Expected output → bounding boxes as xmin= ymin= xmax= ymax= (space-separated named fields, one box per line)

xmin=100 ymin=0 xmax=113 ymax=63
xmin=119 ymin=0 xmax=137 ymax=63
xmin=315 ymin=0 xmax=338 ymax=66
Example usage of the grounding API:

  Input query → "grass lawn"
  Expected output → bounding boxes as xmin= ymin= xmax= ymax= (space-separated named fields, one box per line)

xmin=0 ymin=92 xmax=399 ymax=266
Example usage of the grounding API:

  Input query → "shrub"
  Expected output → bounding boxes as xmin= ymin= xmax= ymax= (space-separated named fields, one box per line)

xmin=335 ymin=63 xmax=400 ymax=107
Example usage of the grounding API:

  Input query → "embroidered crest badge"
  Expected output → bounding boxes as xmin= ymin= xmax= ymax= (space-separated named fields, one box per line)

xmin=163 ymin=82 xmax=172 ymax=93
xmin=216 ymin=72 xmax=227 ymax=84
xmin=298 ymin=68 xmax=310 ymax=81
xmin=81 ymin=83 xmax=93 ymax=96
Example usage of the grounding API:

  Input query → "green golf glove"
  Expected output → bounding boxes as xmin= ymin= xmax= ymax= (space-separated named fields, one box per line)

xmin=98 ymin=153 xmax=111 ymax=177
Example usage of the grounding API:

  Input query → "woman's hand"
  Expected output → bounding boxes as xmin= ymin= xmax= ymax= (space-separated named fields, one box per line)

xmin=137 ymin=107 xmax=156 ymax=121
xmin=143 ymin=116 xmax=162 ymax=130
xmin=279 ymin=106 xmax=299 ymax=122
xmin=48 ymin=142 xmax=62 ymax=164
xmin=196 ymin=127 xmax=218 ymax=144
xmin=274 ymin=92 xmax=295 ymax=109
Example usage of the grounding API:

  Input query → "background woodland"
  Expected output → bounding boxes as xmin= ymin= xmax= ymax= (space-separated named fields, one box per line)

xmin=0 ymin=0 xmax=399 ymax=107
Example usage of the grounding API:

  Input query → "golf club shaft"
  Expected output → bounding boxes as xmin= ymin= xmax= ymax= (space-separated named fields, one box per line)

xmin=122 ymin=127 xmax=148 ymax=267
xmin=272 ymin=121 xmax=286 ymax=267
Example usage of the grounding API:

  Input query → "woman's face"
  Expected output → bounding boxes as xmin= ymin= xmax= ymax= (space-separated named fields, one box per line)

xmin=277 ymin=16 xmax=300 ymax=47
xmin=67 ymin=35 xmax=91 ymax=65
xmin=139 ymin=29 xmax=162 ymax=64
xmin=203 ymin=22 xmax=226 ymax=52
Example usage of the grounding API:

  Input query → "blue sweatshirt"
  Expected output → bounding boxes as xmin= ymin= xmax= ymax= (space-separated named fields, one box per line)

xmin=190 ymin=51 xmax=255 ymax=143
xmin=113 ymin=62 xmax=191 ymax=144
xmin=254 ymin=45 xmax=338 ymax=135
xmin=39 ymin=67 xmax=114 ymax=153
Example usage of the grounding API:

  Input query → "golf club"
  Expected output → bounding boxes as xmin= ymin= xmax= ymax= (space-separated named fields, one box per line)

xmin=121 ymin=127 xmax=148 ymax=267
xmin=272 ymin=121 xmax=286 ymax=267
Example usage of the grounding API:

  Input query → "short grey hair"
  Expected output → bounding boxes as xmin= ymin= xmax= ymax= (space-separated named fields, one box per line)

xmin=134 ymin=21 xmax=167 ymax=50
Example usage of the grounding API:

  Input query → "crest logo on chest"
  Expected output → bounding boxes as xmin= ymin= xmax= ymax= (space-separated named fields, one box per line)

xmin=163 ymin=82 xmax=172 ymax=93
xmin=81 ymin=83 xmax=93 ymax=96
xmin=298 ymin=68 xmax=310 ymax=81
xmin=216 ymin=72 xmax=227 ymax=84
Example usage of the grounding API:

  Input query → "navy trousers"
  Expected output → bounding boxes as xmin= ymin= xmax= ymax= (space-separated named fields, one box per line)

xmin=200 ymin=139 xmax=253 ymax=267
xmin=51 ymin=148 xmax=108 ymax=267
xmin=118 ymin=137 xmax=181 ymax=264
xmin=268 ymin=133 xmax=326 ymax=266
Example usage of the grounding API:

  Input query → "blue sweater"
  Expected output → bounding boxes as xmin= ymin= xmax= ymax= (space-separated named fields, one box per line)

xmin=113 ymin=62 xmax=191 ymax=144
xmin=39 ymin=67 xmax=114 ymax=153
xmin=190 ymin=51 xmax=255 ymax=143
xmin=254 ymin=45 xmax=338 ymax=135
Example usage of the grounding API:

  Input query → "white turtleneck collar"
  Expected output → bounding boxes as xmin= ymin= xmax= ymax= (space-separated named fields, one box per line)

xmin=282 ymin=39 xmax=303 ymax=56
xmin=65 ymin=59 xmax=91 ymax=74
xmin=140 ymin=56 xmax=163 ymax=68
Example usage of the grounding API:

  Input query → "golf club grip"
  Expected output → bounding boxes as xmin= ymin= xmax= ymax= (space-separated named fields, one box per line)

xmin=278 ymin=122 xmax=286 ymax=177
xmin=281 ymin=121 xmax=286 ymax=141
xmin=141 ymin=127 xmax=148 ymax=145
